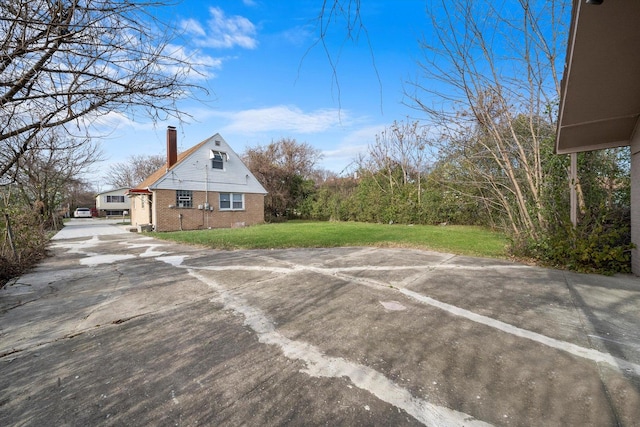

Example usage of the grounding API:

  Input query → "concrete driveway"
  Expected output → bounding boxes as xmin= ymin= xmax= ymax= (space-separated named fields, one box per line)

xmin=1 ymin=219 xmax=640 ymax=426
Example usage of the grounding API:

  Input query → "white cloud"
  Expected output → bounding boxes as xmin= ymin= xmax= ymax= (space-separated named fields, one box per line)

xmin=88 ymin=111 xmax=156 ymax=133
xmin=279 ymin=25 xmax=313 ymax=47
xmin=182 ymin=7 xmax=257 ymax=50
xmin=319 ymin=125 xmax=382 ymax=172
xmin=339 ymin=125 xmax=385 ymax=147
xmin=180 ymin=18 xmax=206 ymax=37
xmin=161 ymin=44 xmax=224 ymax=80
xmin=214 ymin=105 xmax=347 ymax=134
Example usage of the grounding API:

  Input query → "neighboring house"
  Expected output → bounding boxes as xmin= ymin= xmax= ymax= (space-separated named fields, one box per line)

xmin=127 ymin=126 xmax=267 ymax=232
xmin=556 ymin=0 xmax=640 ymax=274
xmin=96 ymin=187 xmax=131 ymax=217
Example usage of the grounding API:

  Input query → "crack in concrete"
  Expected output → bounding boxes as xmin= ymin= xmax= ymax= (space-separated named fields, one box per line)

xmin=0 ymin=300 xmax=203 ymax=360
xmin=175 ymin=255 xmax=640 ymax=378
xmin=186 ymin=266 xmax=493 ymax=427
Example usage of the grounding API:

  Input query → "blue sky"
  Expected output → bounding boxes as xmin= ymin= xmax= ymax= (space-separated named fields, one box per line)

xmin=93 ymin=0 xmax=430 ymax=189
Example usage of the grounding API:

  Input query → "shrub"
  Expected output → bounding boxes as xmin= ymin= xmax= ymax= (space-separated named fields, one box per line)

xmin=511 ymin=213 xmax=632 ymax=275
xmin=0 ymin=206 xmax=50 ymax=287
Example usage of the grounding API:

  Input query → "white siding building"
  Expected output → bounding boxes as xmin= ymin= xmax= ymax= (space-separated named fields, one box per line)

xmin=96 ymin=187 xmax=131 ymax=216
xmin=127 ymin=127 xmax=267 ymax=231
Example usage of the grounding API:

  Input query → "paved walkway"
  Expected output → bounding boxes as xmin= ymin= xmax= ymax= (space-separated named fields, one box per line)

xmin=51 ymin=218 xmax=132 ymax=240
xmin=1 ymin=221 xmax=639 ymax=426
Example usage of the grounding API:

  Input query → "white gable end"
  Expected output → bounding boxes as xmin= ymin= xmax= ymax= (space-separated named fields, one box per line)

xmin=152 ymin=134 xmax=267 ymax=194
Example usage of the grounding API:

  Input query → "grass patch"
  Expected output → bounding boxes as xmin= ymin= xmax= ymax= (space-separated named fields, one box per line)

xmin=152 ymin=221 xmax=508 ymax=258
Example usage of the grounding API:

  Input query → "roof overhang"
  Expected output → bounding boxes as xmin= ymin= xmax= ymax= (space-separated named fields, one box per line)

xmin=125 ymin=188 xmax=152 ymax=196
xmin=556 ymin=0 xmax=640 ymax=154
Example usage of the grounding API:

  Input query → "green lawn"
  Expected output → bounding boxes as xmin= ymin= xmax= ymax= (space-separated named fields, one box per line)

xmin=152 ymin=221 xmax=508 ymax=258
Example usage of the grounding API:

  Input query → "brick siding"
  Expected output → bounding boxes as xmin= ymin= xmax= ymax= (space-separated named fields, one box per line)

xmin=153 ymin=190 xmax=264 ymax=232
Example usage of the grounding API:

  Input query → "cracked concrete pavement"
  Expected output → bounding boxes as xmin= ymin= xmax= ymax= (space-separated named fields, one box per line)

xmin=1 ymin=218 xmax=640 ymax=426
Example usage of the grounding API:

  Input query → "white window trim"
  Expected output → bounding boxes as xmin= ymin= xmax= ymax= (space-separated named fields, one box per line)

xmin=219 ymin=193 xmax=245 ymax=211
xmin=210 ymin=150 xmax=229 ymax=160
xmin=105 ymin=195 xmax=125 ymax=203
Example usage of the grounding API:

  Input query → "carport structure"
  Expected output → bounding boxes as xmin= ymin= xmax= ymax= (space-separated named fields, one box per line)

xmin=556 ymin=0 xmax=640 ymax=274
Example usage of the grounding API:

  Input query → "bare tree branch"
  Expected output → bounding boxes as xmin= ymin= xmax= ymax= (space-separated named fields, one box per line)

xmin=406 ymin=0 xmax=566 ymax=239
xmin=105 ymin=154 xmax=166 ymax=188
xmin=0 ymin=0 xmax=208 ymax=179
xmin=306 ymin=0 xmax=382 ymax=113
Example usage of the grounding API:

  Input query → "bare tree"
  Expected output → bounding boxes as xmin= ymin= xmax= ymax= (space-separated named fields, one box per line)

xmin=359 ymin=120 xmax=434 ymax=204
xmin=316 ymin=0 xmax=567 ymax=237
xmin=0 ymin=0 xmax=206 ymax=181
xmin=105 ymin=154 xmax=166 ymax=188
xmin=406 ymin=0 xmax=567 ymax=239
xmin=11 ymin=129 xmax=103 ymax=224
xmin=243 ymin=138 xmax=322 ymax=219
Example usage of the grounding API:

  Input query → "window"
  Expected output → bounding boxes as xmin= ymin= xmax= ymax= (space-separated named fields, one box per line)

xmin=106 ymin=195 xmax=125 ymax=203
xmin=176 ymin=190 xmax=193 ymax=208
xmin=219 ymin=193 xmax=230 ymax=209
xmin=211 ymin=151 xmax=226 ymax=170
xmin=232 ymin=193 xmax=243 ymax=209
xmin=219 ymin=193 xmax=244 ymax=210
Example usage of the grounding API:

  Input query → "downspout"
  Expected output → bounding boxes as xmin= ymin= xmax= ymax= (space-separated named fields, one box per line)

xmin=148 ymin=193 xmax=153 ymax=230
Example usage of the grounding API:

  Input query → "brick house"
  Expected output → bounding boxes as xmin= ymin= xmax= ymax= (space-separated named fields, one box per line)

xmin=128 ymin=127 xmax=267 ymax=232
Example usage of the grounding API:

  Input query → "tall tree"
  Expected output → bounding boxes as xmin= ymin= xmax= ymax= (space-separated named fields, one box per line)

xmin=406 ymin=0 xmax=567 ymax=239
xmin=243 ymin=138 xmax=322 ymax=220
xmin=105 ymin=154 xmax=166 ymax=188
xmin=0 ymin=0 xmax=206 ymax=181
xmin=361 ymin=120 xmax=433 ymax=199
xmin=11 ymin=129 xmax=103 ymax=225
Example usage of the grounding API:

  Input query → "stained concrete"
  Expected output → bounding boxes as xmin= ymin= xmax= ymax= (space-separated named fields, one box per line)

xmin=1 ymin=219 xmax=639 ymax=426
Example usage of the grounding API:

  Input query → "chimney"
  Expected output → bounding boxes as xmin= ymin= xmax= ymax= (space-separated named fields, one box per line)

xmin=166 ymin=126 xmax=177 ymax=170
